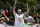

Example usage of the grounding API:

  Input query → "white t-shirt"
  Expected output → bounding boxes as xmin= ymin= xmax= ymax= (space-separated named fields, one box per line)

xmin=14 ymin=13 xmax=24 ymax=26
xmin=24 ymin=16 xmax=33 ymax=23
xmin=28 ymin=16 xmax=33 ymax=22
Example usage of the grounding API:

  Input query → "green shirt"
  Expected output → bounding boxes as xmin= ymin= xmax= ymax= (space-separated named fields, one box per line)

xmin=23 ymin=23 xmax=31 ymax=26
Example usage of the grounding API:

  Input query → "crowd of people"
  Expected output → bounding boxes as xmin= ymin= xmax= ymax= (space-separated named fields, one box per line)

xmin=0 ymin=8 xmax=40 ymax=27
xmin=0 ymin=1 xmax=40 ymax=27
xmin=13 ymin=8 xmax=40 ymax=26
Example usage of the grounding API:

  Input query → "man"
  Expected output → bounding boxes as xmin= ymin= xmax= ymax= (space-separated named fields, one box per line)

xmin=13 ymin=0 xmax=29 ymax=26
xmin=34 ymin=8 xmax=40 ymax=24
xmin=0 ymin=18 xmax=7 ymax=27
xmin=23 ymin=18 xmax=31 ymax=26
xmin=34 ymin=13 xmax=40 ymax=24
xmin=2 ymin=13 xmax=14 ymax=25
xmin=24 ymin=12 xmax=34 ymax=23
xmin=1 ymin=19 xmax=7 ymax=27
xmin=13 ymin=9 xmax=24 ymax=26
xmin=31 ymin=20 xmax=35 ymax=25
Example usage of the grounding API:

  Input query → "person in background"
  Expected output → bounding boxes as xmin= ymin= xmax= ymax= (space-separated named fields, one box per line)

xmin=0 ymin=18 xmax=7 ymax=27
xmin=34 ymin=13 xmax=40 ymax=24
xmin=1 ymin=17 xmax=7 ymax=23
xmin=8 ymin=18 xmax=14 ymax=25
xmin=36 ymin=13 xmax=39 ymax=24
xmin=2 ymin=13 xmax=14 ymax=25
xmin=13 ymin=0 xmax=29 ymax=26
xmin=1 ymin=19 xmax=7 ymax=27
xmin=34 ymin=8 xmax=40 ymax=24
xmin=23 ymin=18 xmax=31 ymax=26
xmin=24 ymin=12 xmax=34 ymax=23
xmin=31 ymin=20 xmax=35 ymax=25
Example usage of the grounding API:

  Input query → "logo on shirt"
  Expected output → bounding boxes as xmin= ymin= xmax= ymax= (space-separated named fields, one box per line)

xmin=18 ymin=17 xmax=22 ymax=22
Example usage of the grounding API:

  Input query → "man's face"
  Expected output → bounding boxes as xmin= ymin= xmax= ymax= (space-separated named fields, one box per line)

xmin=17 ymin=11 xmax=22 ymax=14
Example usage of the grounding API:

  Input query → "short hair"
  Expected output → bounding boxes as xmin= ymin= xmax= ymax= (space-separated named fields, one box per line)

xmin=18 ymin=9 xmax=22 ymax=11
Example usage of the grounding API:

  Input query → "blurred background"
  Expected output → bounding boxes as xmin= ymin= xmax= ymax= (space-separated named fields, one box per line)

xmin=0 ymin=0 xmax=40 ymax=26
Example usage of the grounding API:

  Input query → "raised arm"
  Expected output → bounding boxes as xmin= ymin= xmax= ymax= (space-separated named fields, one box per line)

xmin=27 ymin=3 xmax=30 ymax=14
xmin=13 ymin=0 xmax=17 ymax=16
xmin=3 ymin=13 xmax=9 ymax=21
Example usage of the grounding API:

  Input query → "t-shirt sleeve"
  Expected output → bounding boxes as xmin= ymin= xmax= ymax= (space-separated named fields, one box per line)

xmin=22 ymin=14 xmax=24 ymax=16
xmin=15 ymin=13 xmax=18 ymax=16
xmin=22 ymin=14 xmax=24 ymax=19
xmin=15 ymin=13 xmax=18 ymax=19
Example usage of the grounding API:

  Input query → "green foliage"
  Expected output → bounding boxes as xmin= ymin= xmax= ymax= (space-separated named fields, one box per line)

xmin=0 ymin=0 xmax=40 ymax=14
xmin=0 ymin=0 xmax=40 ymax=13
xmin=0 ymin=0 xmax=37 ymax=8
xmin=0 ymin=0 xmax=40 ymax=23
